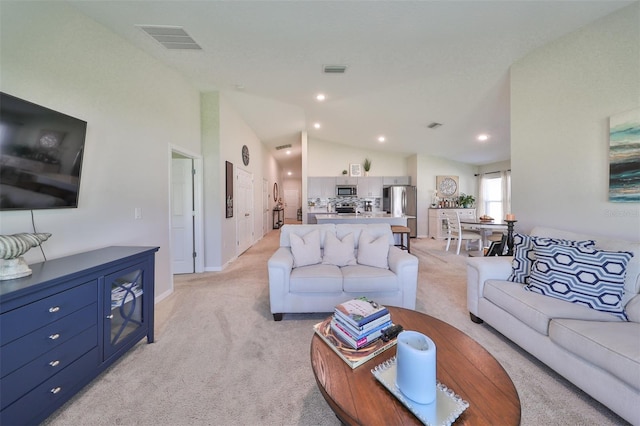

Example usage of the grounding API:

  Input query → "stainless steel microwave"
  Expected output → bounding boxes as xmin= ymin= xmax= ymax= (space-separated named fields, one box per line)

xmin=336 ymin=185 xmax=357 ymax=197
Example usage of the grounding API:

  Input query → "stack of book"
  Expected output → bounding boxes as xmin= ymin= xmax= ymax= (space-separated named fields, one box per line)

xmin=313 ymin=297 xmax=397 ymax=369
xmin=331 ymin=297 xmax=392 ymax=349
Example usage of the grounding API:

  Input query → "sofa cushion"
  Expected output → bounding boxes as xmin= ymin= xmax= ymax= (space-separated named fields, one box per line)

xmin=526 ymin=244 xmax=633 ymax=320
xmin=508 ymin=233 xmax=596 ymax=284
xmin=483 ymin=280 xmax=622 ymax=336
xmin=531 ymin=226 xmax=640 ymax=305
xmin=341 ymin=265 xmax=399 ymax=292
xmin=280 ymin=224 xmax=335 ymax=249
xmin=357 ymin=231 xmax=390 ymax=269
xmin=625 ymin=295 xmax=640 ymax=323
xmin=290 ymin=264 xmax=343 ymax=293
xmin=549 ymin=319 xmax=640 ymax=390
xmin=322 ymin=232 xmax=357 ymax=267
xmin=337 ymin=223 xmax=395 ymax=249
xmin=290 ymin=230 xmax=322 ymax=267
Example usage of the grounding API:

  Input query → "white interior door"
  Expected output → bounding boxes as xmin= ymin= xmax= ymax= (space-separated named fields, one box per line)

xmin=284 ymin=189 xmax=298 ymax=219
xmin=236 ymin=169 xmax=254 ymax=255
xmin=171 ymin=158 xmax=194 ymax=274
xmin=263 ymin=178 xmax=269 ymax=236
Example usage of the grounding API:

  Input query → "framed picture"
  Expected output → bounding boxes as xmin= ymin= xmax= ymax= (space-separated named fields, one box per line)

xmin=350 ymin=163 xmax=362 ymax=177
xmin=609 ymin=107 xmax=640 ymax=202
xmin=436 ymin=175 xmax=459 ymax=198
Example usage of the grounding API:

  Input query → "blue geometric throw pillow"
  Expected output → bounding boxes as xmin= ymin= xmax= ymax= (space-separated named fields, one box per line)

xmin=508 ymin=234 xmax=596 ymax=284
xmin=526 ymin=244 xmax=633 ymax=320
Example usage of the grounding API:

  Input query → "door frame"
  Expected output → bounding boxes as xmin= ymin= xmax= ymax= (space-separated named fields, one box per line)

xmin=169 ymin=146 xmax=204 ymax=274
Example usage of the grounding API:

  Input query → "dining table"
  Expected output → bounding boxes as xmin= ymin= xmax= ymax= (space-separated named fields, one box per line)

xmin=460 ymin=218 xmax=517 ymax=255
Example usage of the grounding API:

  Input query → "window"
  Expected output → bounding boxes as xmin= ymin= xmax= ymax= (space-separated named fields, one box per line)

xmin=478 ymin=171 xmax=511 ymax=219
xmin=483 ymin=176 xmax=503 ymax=219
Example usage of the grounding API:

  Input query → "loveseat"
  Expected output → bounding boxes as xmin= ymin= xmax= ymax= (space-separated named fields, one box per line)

xmin=467 ymin=226 xmax=639 ymax=424
xmin=268 ymin=223 xmax=418 ymax=321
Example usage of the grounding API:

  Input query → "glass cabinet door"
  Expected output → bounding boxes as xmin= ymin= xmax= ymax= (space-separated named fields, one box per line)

xmin=104 ymin=264 xmax=146 ymax=358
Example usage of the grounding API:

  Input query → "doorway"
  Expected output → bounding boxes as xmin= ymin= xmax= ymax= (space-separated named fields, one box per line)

xmin=170 ymin=149 xmax=204 ymax=274
xmin=236 ymin=168 xmax=254 ymax=255
xmin=284 ymin=189 xmax=299 ymax=220
xmin=263 ymin=178 xmax=270 ymax=237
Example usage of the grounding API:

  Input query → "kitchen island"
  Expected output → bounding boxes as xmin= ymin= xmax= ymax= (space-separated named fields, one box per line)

xmin=315 ymin=213 xmax=412 ymax=226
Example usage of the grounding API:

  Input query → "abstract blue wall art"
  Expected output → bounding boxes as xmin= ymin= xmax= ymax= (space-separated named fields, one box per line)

xmin=609 ymin=108 xmax=640 ymax=203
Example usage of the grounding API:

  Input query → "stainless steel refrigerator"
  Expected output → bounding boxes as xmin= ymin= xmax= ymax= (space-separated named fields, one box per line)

xmin=383 ymin=185 xmax=417 ymax=237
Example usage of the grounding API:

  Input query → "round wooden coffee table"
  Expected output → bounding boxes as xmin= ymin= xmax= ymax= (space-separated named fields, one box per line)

xmin=310 ymin=306 xmax=521 ymax=425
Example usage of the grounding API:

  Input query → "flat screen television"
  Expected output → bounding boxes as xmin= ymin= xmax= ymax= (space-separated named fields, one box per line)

xmin=0 ymin=92 xmax=87 ymax=211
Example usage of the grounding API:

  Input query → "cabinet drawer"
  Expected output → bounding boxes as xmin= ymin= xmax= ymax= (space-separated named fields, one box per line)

xmin=1 ymin=281 xmax=96 ymax=345
xmin=0 ymin=303 xmax=97 ymax=377
xmin=0 ymin=346 xmax=100 ymax=426
xmin=0 ymin=325 xmax=97 ymax=410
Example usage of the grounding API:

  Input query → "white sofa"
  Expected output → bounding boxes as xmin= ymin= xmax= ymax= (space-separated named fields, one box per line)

xmin=467 ymin=226 xmax=640 ymax=424
xmin=268 ymin=223 xmax=418 ymax=321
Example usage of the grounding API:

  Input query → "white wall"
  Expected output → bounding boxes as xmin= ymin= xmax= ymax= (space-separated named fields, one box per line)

xmin=0 ymin=2 xmax=201 ymax=301
xmin=201 ymin=92 xmax=282 ymax=270
xmin=413 ymin=155 xmax=478 ymax=237
xmin=307 ymin=138 xmax=409 ymax=176
xmin=511 ymin=3 xmax=639 ymax=240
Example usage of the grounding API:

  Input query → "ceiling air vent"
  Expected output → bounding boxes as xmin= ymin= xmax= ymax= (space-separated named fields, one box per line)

xmin=427 ymin=122 xmax=443 ymax=129
xmin=323 ymin=65 xmax=348 ymax=74
xmin=275 ymin=144 xmax=292 ymax=150
xmin=138 ymin=25 xmax=202 ymax=50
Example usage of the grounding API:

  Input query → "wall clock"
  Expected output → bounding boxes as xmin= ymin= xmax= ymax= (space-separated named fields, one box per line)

xmin=242 ymin=145 xmax=250 ymax=166
xmin=436 ymin=175 xmax=459 ymax=198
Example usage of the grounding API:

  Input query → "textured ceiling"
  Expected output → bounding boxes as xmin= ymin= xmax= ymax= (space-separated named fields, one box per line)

xmin=69 ymin=0 xmax=633 ymax=177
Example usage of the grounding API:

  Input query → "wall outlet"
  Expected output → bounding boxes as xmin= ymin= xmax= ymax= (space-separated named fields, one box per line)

xmin=134 ymin=208 xmax=142 ymax=220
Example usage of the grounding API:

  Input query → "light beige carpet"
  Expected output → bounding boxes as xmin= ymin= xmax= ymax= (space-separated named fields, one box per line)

xmin=43 ymin=230 xmax=628 ymax=425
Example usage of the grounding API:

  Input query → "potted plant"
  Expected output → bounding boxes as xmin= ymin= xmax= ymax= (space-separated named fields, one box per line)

xmin=458 ymin=193 xmax=475 ymax=208
xmin=363 ymin=158 xmax=372 ymax=176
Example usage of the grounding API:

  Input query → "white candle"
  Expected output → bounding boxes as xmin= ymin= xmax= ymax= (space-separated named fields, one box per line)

xmin=395 ymin=331 xmax=437 ymax=404
xmin=506 ymin=213 xmax=515 ymax=221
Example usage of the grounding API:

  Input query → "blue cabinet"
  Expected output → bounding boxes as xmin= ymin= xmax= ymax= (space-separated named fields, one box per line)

xmin=0 ymin=246 xmax=158 ymax=425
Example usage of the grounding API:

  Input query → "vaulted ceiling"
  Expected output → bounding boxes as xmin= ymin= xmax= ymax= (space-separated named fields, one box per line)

xmin=70 ymin=0 xmax=633 ymax=176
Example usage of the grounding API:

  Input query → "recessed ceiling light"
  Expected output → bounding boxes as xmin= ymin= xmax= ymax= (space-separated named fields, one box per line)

xmin=378 ymin=136 xmax=386 ymax=143
xmin=316 ymin=93 xmax=326 ymax=101
xmin=477 ymin=134 xmax=490 ymax=141
xmin=313 ymin=123 xmax=321 ymax=129
xmin=286 ymin=150 xmax=291 ymax=155
xmin=287 ymin=171 xmax=292 ymax=176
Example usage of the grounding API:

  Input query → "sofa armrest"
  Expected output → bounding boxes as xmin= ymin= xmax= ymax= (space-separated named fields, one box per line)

xmin=388 ymin=246 xmax=419 ymax=310
xmin=466 ymin=256 xmax=513 ymax=318
xmin=267 ymin=247 xmax=294 ymax=314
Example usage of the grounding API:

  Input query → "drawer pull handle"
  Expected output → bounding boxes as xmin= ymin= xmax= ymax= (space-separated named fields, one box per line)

xmin=49 ymin=360 xmax=61 ymax=367
xmin=50 ymin=387 xmax=62 ymax=394
xmin=106 ymin=314 xmax=114 ymax=319
xmin=49 ymin=306 xmax=61 ymax=313
xmin=49 ymin=333 xmax=60 ymax=340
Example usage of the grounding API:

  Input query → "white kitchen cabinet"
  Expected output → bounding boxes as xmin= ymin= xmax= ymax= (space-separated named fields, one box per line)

xmin=428 ymin=208 xmax=476 ymax=239
xmin=308 ymin=177 xmax=336 ymax=198
xmin=336 ymin=176 xmax=358 ymax=185
xmin=383 ymin=176 xmax=411 ymax=185
xmin=357 ymin=177 xmax=383 ymax=197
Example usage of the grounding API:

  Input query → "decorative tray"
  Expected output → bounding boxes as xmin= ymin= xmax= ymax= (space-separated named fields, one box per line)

xmin=371 ymin=357 xmax=469 ymax=426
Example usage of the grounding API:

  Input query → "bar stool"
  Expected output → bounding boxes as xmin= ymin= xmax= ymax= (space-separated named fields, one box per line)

xmin=391 ymin=225 xmax=411 ymax=253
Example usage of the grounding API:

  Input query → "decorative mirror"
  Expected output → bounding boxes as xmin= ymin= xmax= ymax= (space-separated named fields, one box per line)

xmin=273 ymin=182 xmax=279 ymax=202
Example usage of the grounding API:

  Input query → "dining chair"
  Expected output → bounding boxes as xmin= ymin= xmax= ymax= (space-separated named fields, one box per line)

xmin=444 ymin=211 xmax=482 ymax=255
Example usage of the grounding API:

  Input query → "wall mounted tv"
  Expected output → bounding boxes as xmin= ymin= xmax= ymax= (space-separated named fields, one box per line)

xmin=0 ymin=92 xmax=87 ymax=211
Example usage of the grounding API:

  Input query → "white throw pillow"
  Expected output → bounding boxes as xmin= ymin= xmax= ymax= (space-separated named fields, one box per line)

xmin=357 ymin=231 xmax=389 ymax=269
xmin=322 ymin=232 xmax=357 ymax=267
xmin=290 ymin=230 xmax=322 ymax=267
